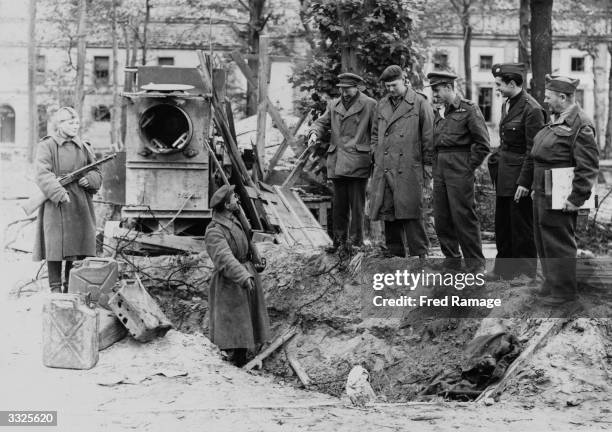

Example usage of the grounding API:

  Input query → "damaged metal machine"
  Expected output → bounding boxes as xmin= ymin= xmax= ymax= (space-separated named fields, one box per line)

xmin=121 ymin=66 xmax=213 ymax=233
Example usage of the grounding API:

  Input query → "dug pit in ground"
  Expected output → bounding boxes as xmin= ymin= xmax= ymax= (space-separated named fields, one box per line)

xmin=138 ymin=243 xmax=611 ymax=409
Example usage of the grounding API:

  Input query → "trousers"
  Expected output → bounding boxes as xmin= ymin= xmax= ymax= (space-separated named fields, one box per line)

xmin=331 ymin=177 xmax=367 ymax=246
xmin=493 ymin=196 xmax=537 ymax=278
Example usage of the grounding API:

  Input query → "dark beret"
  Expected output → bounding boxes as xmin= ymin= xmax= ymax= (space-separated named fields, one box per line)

xmin=545 ymin=74 xmax=580 ymax=94
xmin=492 ymin=63 xmax=525 ymax=78
xmin=336 ymin=72 xmax=364 ymax=87
xmin=426 ymin=71 xmax=457 ymax=87
xmin=210 ymin=184 xmax=235 ymax=208
xmin=379 ymin=65 xmax=404 ymax=82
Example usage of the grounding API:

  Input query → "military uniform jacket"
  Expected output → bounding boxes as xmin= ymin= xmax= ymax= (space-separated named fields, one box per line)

xmin=33 ymin=135 xmax=101 ymax=261
xmin=433 ymin=95 xmax=490 ymax=170
xmin=530 ymin=104 xmax=599 ymax=207
xmin=309 ymin=91 xmax=377 ymax=179
xmin=369 ymin=87 xmax=434 ymax=220
xmin=204 ymin=211 xmax=270 ymax=350
xmin=496 ymin=90 xmax=546 ymax=196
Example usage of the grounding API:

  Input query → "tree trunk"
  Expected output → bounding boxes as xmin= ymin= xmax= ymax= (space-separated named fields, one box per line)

xmin=605 ymin=42 xmax=612 ymax=158
xmin=74 ymin=0 xmax=88 ymax=122
xmin=110 ymin=0 xmax=121 ymax=150
xmin=141 ymin=0 xmax=151 ymax=65
xmin=463 ymin=23 xmax=472 ymax=99
xmin=27 ymin=0 xmax=37 ymax=162
xmin=530 ymin=0 xmax=553 ymax=105
xmin=518 ymin=0 xmax=531 ymax=72
xmin=246 ymin=0 xmax=266 ymax=116
xmin=121 ymin=23 xmax=135 ymax=144
xmin=298 ymin=0 xmax=316 ymax=51
xmin=338 ymin=3 xmax=362 ymax=73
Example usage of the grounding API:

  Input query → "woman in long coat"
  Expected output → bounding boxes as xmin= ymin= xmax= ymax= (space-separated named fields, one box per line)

xmin=204 ymin=185 xmax=270 ymax=366
xmin=32 ymin=107 xmax=102 ymax=293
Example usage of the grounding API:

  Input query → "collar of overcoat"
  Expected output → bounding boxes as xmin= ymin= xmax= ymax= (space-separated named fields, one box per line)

xmin=552 ymin=103 xmax=580 ymax=127
xmin=51 ymin=134 xmax=84 ymax=148
xmin=332 ymin=92 xmax=365 ymax=119
xmin=212 ymin=210 xmax=242 ymax=231
xmin=379 ymin=87 xmax=417 ymax=128
xmin=501 ymin=90 xmax=527 ymax=124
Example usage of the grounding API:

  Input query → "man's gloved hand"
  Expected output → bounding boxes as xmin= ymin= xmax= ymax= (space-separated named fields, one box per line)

xmin=243 ymin=278 xmax=256 ymax=294
xmin=78 ymin=177 xmax=90 ymax=188
xmin=562 ymin=200 xmax=580 ymax=212
xmin=514 ymin=185 xmax=530 ymax=202
xmin=60 ymin=191 xmax=70 ymax=204
xmin=308 ymin=133 xmax=318 ymax=147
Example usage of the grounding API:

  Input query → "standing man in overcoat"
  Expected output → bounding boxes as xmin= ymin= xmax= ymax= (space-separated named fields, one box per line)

xmin=205 ymin=185 xmax=270 ymax=366
xmin=427 ymin=71 xmax=490 ymax=273
xmin=33 ymin=107 xmax=102 ymax=293
xmin=308 ymin=73 xmax=377 ymax=253
xmin=488 ymin=63 xmax=546 ymax=281
xmin=530 ymin=75 xmax=599 ymax=306
xmin=369 ymin=65 xmax=434 ymax=260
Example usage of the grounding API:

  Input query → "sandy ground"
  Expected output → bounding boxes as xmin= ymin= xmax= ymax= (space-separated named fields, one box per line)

xmin=1 ymin=281 xmax=610 ymax=432
xmin=1 ymin=162 xmax=611 ymax=431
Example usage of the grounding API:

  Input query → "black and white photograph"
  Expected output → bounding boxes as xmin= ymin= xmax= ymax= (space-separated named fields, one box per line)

xmin=0 ymin=0 xmax=611 ymax=430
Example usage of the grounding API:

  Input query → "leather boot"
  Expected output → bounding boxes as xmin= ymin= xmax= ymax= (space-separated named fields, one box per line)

xmin=49 ymin=283 xmax=62 ymax=294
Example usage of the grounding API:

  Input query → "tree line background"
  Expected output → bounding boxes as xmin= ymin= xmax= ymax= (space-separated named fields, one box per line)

xmin=26 ymin=0 xmax=612 ymax=157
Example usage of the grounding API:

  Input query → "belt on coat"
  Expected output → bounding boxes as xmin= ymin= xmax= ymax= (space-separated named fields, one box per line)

xmin=533 ymin=161 xmax=573 ymax=169
xmin=435 ymin=145 xmax=470 ymax=153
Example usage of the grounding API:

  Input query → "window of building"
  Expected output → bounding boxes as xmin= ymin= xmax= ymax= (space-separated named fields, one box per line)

xmin=92 ymin=105 xmax=111 ymax=122
xmin=478 ymin=87 xmax=493 ymax=122
xmin=479 ymin=55 xmax=493 ymax=71
xmin=93 ymin=56 xmax=110 ymax=86
xmin=37 ymin=105 xmax=48 ymax=138
xmin=0 ymin=105 xmax=16 ymax=143
xmin=575 ymin=89 xmax=584 ymax=107
xmin=433 ymin=52 xmax=449 ymax=70
xmin=158 ymin=57 xmax=175 ymax=66
xmin=36 ymin=54 xmax=46 ymax=85
xmin=571 ymin=57 xmax=585 ymax=72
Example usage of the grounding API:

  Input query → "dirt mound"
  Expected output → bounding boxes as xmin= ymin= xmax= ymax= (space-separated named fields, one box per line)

xmin=75 ymin=242 xmax=611 ymax=406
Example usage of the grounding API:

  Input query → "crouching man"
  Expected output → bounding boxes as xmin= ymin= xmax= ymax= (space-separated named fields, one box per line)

xmin=204 ymin=185 xmax=270 ymax=366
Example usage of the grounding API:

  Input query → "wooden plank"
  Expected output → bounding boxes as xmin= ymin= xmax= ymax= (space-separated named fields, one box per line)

xmin=255 ymin=35 xmax=269 ymax=172
xmin=278 ymin=187 xmax=332 ymax=247
xmin=273 ymin=187 xmax=315 ymax=247
xmin=285 ymin=348 xmax=311 ymax=388
xmin=281 ymin=144 xmax=315 ymax=188
xmin=268 ymin=205 xmax=292 ymax=246
xmin=265 ymin=112 xmax=309 ymax=181
xmin=196 ymin=50 xmax=267 ymax=232
xmin=243 ymin=327 xmax=298 ymax=371
xmin=111 ymin=226 xmax=206 ymax=253
xmin=476 ymin=319 xmax=566 ymax=402
xmin=230 ymin=50 xmax=293 ymax=143
xmin=244 ymin=185 xmax=279 ymax=203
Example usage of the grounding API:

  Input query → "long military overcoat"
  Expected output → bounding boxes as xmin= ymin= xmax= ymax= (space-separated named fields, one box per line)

xmin=309 ymin=91 xmax=377 ymax=179
xmin=369 ymin=88 xmax=434 ymax=220
xmin=204 ymin=212 xmax=270 ymax=350
xmin=33 ymin=136 xmax=101 ymax=261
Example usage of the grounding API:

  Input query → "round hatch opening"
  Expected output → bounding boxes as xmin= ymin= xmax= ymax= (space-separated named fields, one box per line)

xmin=139 ymin=104 xmax=193 ymax=154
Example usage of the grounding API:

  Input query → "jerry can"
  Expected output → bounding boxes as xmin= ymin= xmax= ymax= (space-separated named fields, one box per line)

xmin=42 ymin=293 xmax=99 ymax=369
xmin=69 ymin=258 xmax=119 ymax=309
xmin=108 ymin=279 xmax=173 ymax=342
xmin=98 ymin=308 xmax=127 ymax=350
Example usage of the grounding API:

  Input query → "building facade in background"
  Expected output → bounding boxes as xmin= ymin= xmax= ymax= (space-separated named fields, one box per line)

xmin=0 ymin=0 xmax=610 ymax=158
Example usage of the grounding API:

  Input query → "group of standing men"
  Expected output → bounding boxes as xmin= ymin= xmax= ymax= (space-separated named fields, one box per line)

xmin=308 ymin=63 xmax=599 ymax=306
